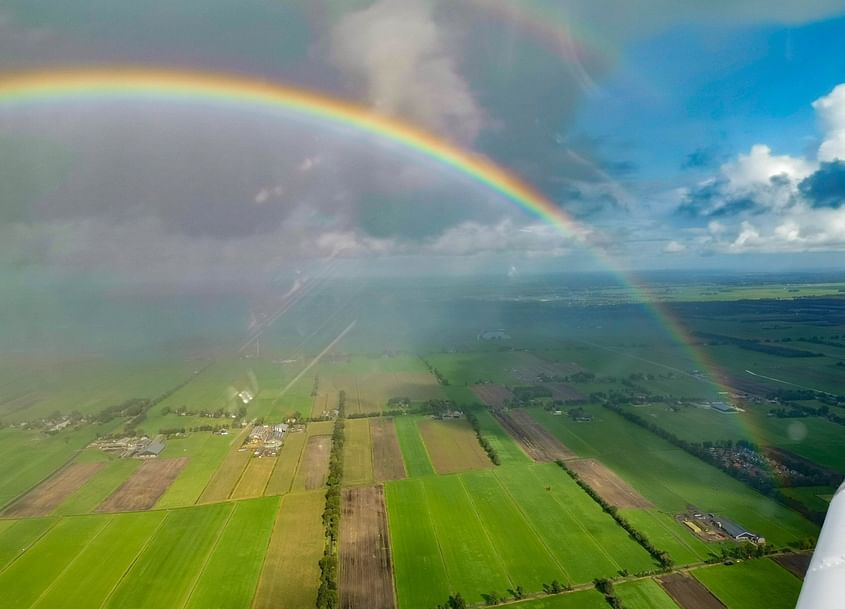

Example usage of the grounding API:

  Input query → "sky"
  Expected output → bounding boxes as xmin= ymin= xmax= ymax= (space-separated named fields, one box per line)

xmin=2 ymin=0 xmax=845 ymax=279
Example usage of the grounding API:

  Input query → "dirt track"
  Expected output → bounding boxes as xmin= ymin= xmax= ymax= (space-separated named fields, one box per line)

xmin=493 ymin=410 xmax=576 ymax=462
xmin=567 ymin=458 xmax=652 ymax=508
xmin=4 ymin=462 xmax=103 ymax=517
xmin=370 ymin=418 xmax=406 ymax=481
xmin=97 ymin=457 xmax=188 ymax=512
xmin=658 ymin=573 xmax=726 ymax=609
xmin=340 ymin=485 xmax=395 ymax=609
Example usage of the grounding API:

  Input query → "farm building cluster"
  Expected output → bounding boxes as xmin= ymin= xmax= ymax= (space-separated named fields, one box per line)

xmin=677 ymin=509 xmax=765 ymax=544
xmin=241 ymin=423 xmax=291 ymax=457
xmin=89 ymin=435 xmax=167 ymax=459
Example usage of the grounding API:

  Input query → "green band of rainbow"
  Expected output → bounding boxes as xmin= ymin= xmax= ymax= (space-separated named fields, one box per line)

xmin=0 ymin=67 xmax=742 ymax=415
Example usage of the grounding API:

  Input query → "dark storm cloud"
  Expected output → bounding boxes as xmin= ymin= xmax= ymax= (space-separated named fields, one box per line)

xmin=4 ymin=0 xmax=845 ymax=275
xmin=676 ymin=179 xmax=759 ymax=218
xmin=799 ymin=160 xmax=845 ymax=209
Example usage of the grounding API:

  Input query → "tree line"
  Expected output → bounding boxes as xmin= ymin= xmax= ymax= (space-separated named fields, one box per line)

xmin=464 ymin=410 xmax=500 ymax=465
xmin=556 ymin=461 xmax=673 ymax=571
xmin=316 ymin=390 xmax=346 ymax=609
xmin=603 ymin=403 xmax=829 ymax=528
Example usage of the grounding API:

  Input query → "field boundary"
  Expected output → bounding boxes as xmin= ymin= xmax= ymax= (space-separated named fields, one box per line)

xmin=526 ymin=467 xmax=623 ymax=572
xmin=456 ymin=475 xmax=515 ymax=591
xmin=491 ymin=470 xmax=571 ymax=582
xmin=27 ymin=515 xmax=113 ymax=609
xmin=0 ymin=518 xmax=61 ymax=576
xmin=193 ymin=426 xmax=251 ymax=505
xmin=96 ymin=511 xmax=170 ymax=609
xmin=179 ymin=502 xmax=237 ymax=609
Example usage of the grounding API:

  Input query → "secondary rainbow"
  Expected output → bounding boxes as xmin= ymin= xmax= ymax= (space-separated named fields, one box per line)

xmin=0 ymin=67 xmax=745 ymax=413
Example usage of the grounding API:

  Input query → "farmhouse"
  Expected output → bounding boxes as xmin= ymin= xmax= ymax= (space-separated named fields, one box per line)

xmin=710 ymin=401 xmax=739 ymax=413
xmin=715 ymin=516 xmax=764 ymax=542
xmin=137 ymin=441 xmax=165 ymax=458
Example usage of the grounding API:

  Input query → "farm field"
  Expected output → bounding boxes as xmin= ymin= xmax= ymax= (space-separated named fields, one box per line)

xmin=0 ymin=357 xmax=199 ymax=422
xmin=264 ymin=428 xmax=308 ymax=495
xmin=469 ymin=407 xmax=532 ymax=466
xmin=4 ymin=462 xmax=103 ymax=517
xmin=231 ymin=455 xmax=276 ymax=498
xmin=0 ymin=425 xmax=117 ymax=510
xmin=0 ymin=514 xmax=109 ymax=609
xmin=393 ymin=415 xmax=435 ymax=477
xmin=342 ymin=417 xmax=374 ymax=485
xmin=425 ymin=351 xmax=582 ymax=386
xmin=104 ymin=503 xmax=233 ymax=609
xmin=197 ymin=427 xmax=252 ymax=502
xmin=386 ymin=463 xmax=655 ymax=608
xmin=253 ymin=491 xmax=325 ymax=609
xmin=155 ymin=431 xmax=233 ymax=508
xmin=658 ymin=573 xmax=726 ymax=609
xmin=339 ymin=485 xmax=395 ymax=609
xmin=29 ymin=511 xmax=166 ymax=609
xmin=97 ymin=457 xmax=188 ymax=512
xmin=54 ymin=457 xmax=140 ymax=515
xmin=621 ymin=509 xmax=714 ymax=565
xmin=694 ymin=559 xmax=802 ymax=609
xmin=530 ymin=407 xmax=819 ymax=546
xmin=183 ymin=497 xmax=279 ymax=609
xmin=616 ymin=579 xmax=682 ymax=609
xmin=629 ymin=403 xmax=845 ymax=474
xmin=315 ymin=354 xmax=444 ymax=415
xmin=293 ymin=434 xmax=332 ymax=490
xmin=417 ymin=418 xmax=493 ymax=474
xmin=0 ymin=517 xmax=56 ymax=571
xmin=370 ymin=417 xmax=407 ymax=481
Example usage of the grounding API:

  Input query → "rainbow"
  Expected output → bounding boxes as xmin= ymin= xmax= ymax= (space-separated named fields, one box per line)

xmin=0 ymin=67 xmax=746 ymax=417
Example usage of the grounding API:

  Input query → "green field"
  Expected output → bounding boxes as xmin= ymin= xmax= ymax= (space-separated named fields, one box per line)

xmin=264 ymin=429 xmax=307 ymax=495
xmin=156 ymin=431 xmax=234 ymax=508
xmin=0 ymin=517 xmax=56 ymax=570
xmin=0 ymin=357 xmax=199 ymax=422
xmin=394 ymin=415 xmax=435 ymax=477
xmin=694 ymin=558 xmax=802 ymax=609
xmin=104 ymin=503 xmax=233 ymax=609
xmin=530 ymin=407 xmax=818 ymax=546
xmin=29 ymin=512 xmax=166 ymax=609
xmin=54 ymin=456 xmax=141 ymax=515
xmin=197 ymin=427 xmax=252 ymax=503
xmin=621 ymin=509 xmax=715 ymax=565
xmin=386 ymin=463 xmax=655 ymax=608
xmin=252 ymin=491 xmax=325 ymax=609
xmin=0 ymin=514 xmax=108 ymax=609
xmin=0 ymin=424 xmax=119 ymax=510
xmin=630 ymin=403 xmax=845 ymax=474
xmin=469 ymin=407 xmax=533 ymax=466
xmin=184 ymin=497 xmax=279 ymax=609
xmin=616 ymin=579 xmax=682 ymax=609
xmin=782 ymin=486 xmax=834 ymax=513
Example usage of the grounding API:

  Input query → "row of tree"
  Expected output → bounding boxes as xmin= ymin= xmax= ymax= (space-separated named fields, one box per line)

xmin=92 ymin=364 xmax=211 ymax=434
xmin=556 ymin=461 xmax=673 ymax=570
xmin=420 ymin=357 xmax=450 ymax=386
xmin=593 ymin=579 xmax=626 ymax=609
xmin=603 ymin=403 xmax=828 ymax=527
xmin=464 ymin=410 xmax=500 ymax=465
xmin=316 ymin=390 xmax=346 ymax=609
